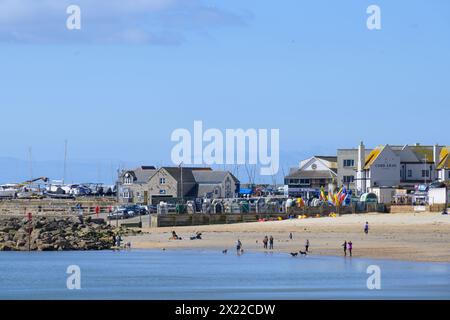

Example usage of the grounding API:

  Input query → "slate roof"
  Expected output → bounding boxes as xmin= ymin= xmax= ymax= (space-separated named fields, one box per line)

xmin=286 ymin=170 xmax=337 ymax=179
xmin=122 ymin=166 xmax=157 ymax=184
xmin=192 ymin=171 xmax=239 ymax=184
xmin=160 ymin=167 xmax=212 ymax=197
xmin=316 ymin=156 xmax=338 ymax=163
xmin=161 ymin=167 xmax=212 ymax=183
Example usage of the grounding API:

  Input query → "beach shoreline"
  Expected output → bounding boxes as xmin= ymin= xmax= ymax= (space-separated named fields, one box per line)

xmin=124 ymin=212 xmax=450 ymax=263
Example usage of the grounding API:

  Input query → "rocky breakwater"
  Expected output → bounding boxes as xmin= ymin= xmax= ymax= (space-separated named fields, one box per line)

xmin=0 ymin=216 xmax=115 ymax=251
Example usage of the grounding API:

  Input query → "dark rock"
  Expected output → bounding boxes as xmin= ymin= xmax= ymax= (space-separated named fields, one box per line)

xmin=0 ymin=216 xmax=116 ymax=251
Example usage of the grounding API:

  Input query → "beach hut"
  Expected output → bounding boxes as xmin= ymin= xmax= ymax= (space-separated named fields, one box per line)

xmin=360 ymin=193 xmax=378 ymax=203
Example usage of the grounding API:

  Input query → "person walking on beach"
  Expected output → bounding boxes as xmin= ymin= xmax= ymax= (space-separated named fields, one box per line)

xmin=342 ymin=241 xmax=347 ymax=256
xmin=364 ymin=222 xmax=369 ymax=235
xmin=269 ymin=236 xmax=274 ymax=250
xmin=347 ymin=241 xmax=353 ymax=257
xmin=263 ymin=236 xmax=268 ymax=249
xmin=305 ymin=239 xmax=310 ymax=252
xmin=236 ymin=239 xmax=242 ymax=254
xmin=289 ymin=232 xmax=293 ymax=240
xmin=116 ymin=234 xmax=122 ymax=247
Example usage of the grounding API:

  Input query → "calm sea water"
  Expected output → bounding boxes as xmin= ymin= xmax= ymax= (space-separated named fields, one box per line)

xmin=0 ymin=250 xmax=449 ymax=300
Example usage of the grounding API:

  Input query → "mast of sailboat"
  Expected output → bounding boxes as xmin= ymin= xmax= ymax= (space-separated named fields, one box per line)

xmin=63 ymin=140 xmax=68 ymax=185
xmin=28 ymin=146 xmax=33 ymax=181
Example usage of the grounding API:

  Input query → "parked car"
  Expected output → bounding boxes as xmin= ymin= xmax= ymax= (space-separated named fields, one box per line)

xmin=107 ymin=207 xmax=133 ymax=220
xmin=125 ymin=205 xmax=147 ymax=216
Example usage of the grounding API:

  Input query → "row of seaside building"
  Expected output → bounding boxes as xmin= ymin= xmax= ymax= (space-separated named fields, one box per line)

xmin=118 ymin=166 xmax=241 ymax=204
xmin=117 ymin=142 xmax=449 ymax=205
xmin=285 ymin=142 xmax=449 ymax=202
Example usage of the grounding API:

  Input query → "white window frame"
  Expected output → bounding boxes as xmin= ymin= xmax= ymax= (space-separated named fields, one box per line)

xmin=123 ymin=191 xmax=131 ymax=199
xmin=124 ymin=174 xmax=133 ymax=185
xmin=343 ymin=159 xmax=354 ymax=168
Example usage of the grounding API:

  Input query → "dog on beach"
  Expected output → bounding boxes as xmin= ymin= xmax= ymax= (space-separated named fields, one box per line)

xmin=290 ymin=252 xmax=298 ymax=257
xmin=222 ymin=249 xmax=228 ymax=254
xmin=299 ymin=251 xmax=308 ymax=256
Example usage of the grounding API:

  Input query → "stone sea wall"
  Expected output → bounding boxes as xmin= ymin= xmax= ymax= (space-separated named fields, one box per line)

xmin=0 ymin=216 xmax=115 ymax=251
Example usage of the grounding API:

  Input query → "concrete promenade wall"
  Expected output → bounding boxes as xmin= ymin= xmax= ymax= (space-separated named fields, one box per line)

xmin=0 ymin=199 xmax=117 ymax=216
xmin=150 ymin=213 xmax=289 ymax=228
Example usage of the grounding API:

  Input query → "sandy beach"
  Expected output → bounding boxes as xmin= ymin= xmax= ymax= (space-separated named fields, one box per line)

xmin=125 ymin=212 xmax=450 ymax=263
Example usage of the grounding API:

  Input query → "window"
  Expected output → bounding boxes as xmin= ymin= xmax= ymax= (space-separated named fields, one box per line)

xmin=343 ymin=159 xmax=355 ymax=167
xmin=448 ymin=171 xmax=450 ymax=179
xmin=124 ymin=174 xmax=133 ymax=185
xmin=299 ymin=179 xmax=310 ymax=185
xmin=422 ymin=170 xmax=430 ymax=178
xmin=159 ymin=189 xmax=166 ymax=195
xmin=160 ymin=178 xmax=166 ymax=184
xmin=408 ymin=170 xmax=412 ymax=178
xmin=123 ymin=191 xmax=131 ymax=199
xmin=343 ymin=176 xmax=354 ymax=183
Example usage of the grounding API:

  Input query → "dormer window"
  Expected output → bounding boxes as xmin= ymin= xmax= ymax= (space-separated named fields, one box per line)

xmin=124 ymin=173 xmax=133 ymax=185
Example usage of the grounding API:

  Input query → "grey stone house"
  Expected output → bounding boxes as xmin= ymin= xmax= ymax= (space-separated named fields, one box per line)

xmin=192 ymin=170 xmax=240 ymax=199
xmin=118 ymin=166 xmax=241 ymax=204
xmin=118 ymin=166 xmax=156 ymax=204
xmin=146 ymin=167 xmax=240 ymax=204
xmin=147 ymin=167 xmax=204 ymax=203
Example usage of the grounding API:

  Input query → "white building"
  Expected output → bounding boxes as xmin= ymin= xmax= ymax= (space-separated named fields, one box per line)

xmin=337 ymin=147 xmax=373 ymax=190
xmin=356 ymin=142 xmax=448 ymax=195
xmin=284 ymin=156 xmax=337 ymax=198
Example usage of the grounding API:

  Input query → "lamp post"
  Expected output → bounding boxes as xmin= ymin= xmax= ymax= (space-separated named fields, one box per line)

xmin=179 ymin=162 xmax=184 ymax=204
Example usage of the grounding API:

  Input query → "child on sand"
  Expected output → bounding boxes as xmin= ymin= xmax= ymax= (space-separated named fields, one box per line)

xmin=364 ymin=222 xmax=369 ymax=235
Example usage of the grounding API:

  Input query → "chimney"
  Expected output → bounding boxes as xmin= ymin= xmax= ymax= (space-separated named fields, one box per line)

xmin=357 ymin=141 xmax=365 ymax=172
xmin=433 ymin=144 xmax=440 ymax=165
xmin=356 ymin=141 xmax=367 ymax=195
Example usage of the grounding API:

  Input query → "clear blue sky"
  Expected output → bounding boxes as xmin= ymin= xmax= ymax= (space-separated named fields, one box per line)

xmin=1 ymin=0 xmax=449 ymax=183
